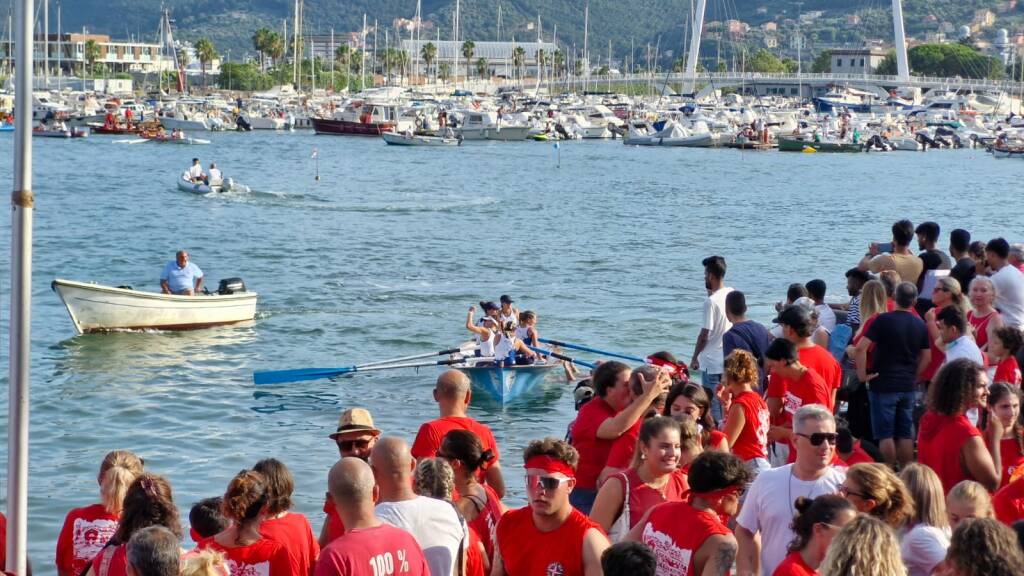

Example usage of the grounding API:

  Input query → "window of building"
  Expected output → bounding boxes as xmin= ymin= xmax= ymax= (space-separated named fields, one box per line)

xmin=860 ymin=58 xmax=865 ymax=66
xmin=836 ymin=59 xmax=842 ymax=67
xmin=850 ymin=59 xmax=855 ymax=66
xmin=791 ymin=87 xmax=798 ymax=94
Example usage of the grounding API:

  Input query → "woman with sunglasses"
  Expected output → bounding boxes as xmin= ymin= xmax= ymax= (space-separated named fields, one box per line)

xmin=839 ymin=463 xmax=913 ymax=529
xmin=624 ymin=451 xmax=750 ymax=576
xmin=438 ymin=429 xmax=506 ymax=561
xmin=590 ymin=416 xmax=687 ymax=541
xmin=917 ymin=359 xmax=1000 ymax=493
xmin=922 ymin=276 xmax=970 ymax=384
xmin=899 ymin=464 xmax=951 ymax=576
xmin=664 ymin=382 xmax=729 ymax=451
xmin=967 ymin=276 xmax=1004 ymax=356
xmin=772 ymin=494 xmax=856 ymax=576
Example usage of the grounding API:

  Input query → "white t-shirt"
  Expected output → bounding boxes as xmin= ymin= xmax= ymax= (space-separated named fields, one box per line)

xmin=815 ymin=303 xmax=837 ymax=334
xmin=735 ymin=464 xmax=846 ymax=576
xmin=992 ymin=265 xmax=1024 ymax=329
xmin=943 ymin=335 xmax=983 ymax=366
xmin=187 ymin=164 xmax=204 ymax=179
xmin=698 ymin=286 xmax=734 ymax=374
xmin=208 ymin=168 xmax=223 ymax=183
xmin=900 ymin=524 xmax=950 ymax=576
xmin=376 ymin=496 xmax=467 ymax=576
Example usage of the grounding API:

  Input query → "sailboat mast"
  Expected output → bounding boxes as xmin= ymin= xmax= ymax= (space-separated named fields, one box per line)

xmin=43 ymin=0 xmax=48 ymax=86
xmin=8 ymin=0 xmax=36 ymax=569
xmin=292 ymin=0 xmax=299 ymax=87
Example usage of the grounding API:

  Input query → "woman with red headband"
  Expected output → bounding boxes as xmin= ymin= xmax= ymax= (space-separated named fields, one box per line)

xmin=492 ymin=438 xmax=609 ymax=576
xmin=624 ymin=451 xmax=750 ymax=575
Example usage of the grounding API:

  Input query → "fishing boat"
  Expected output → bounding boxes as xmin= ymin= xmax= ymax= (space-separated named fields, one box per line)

xmin=456 ymin=360 xmax=558 ymax=404
xmin=778 ymin=137 xmax=862 ymax=153
xmin=991 ymin=146 xmax=1024 ymax=159
xmin=177 ymin=176 xmax=249 ymax=194
xmin=52 ymin=278 xmax=258 ymax=334
xmin=381 ymin=131 xmax=461 ymax=146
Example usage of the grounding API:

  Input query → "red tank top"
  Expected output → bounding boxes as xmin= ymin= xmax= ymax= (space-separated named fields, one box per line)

xmin=89 ymin=543 xmax=128 ymax=576
xmin=922 ymin=305 xmax=947 ymax=382
xmin=730 ymin=391 xmax=770 ymax=461
xmin=968 ymin=310 xmax=994 ymax=349
xmin=640 ymin=501 xmax=731 ymax=576
xmin=613 ymin=468 xmax=688 ymax=529
xmin=496 ymin=506 xmax=604 ymax=576
xmin=466 ymin=484 xmax=504 ymax=559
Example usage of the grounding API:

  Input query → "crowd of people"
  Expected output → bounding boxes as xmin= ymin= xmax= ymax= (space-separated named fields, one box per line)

xmin=8 ymin=220 xmax=1024 ymax=576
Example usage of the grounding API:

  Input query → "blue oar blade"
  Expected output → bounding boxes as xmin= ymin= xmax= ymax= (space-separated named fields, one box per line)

xmin=253 ymin=366 xmax=357 ymax=385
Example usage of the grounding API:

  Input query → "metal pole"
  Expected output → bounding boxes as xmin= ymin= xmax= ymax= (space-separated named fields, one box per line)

xmin=8 ymin=0 xmax=34 ymax=572
xmin=56 ymin=0 xmax=60 ymax=89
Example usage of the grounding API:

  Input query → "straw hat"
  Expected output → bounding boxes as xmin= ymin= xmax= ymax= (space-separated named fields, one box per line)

xmin=329 ymin=408 xmax=382 ymax=440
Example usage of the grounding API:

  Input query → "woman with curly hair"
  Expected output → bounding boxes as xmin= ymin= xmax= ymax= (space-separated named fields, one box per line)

xmin=56 ymin=450 xmax=144 ymax=576
xmin=83 ymin=473 xmax=182 ymax=576
xmin=840 ymin=463 xmax=914 ymax=529
xmin=916 ymin=358 xmax=999 ymax=493
xmin=719 ymin=350 xmax=771 ymax=477
xmin=664 ymin=382 xmax=729 ymax=451
xmin=944 ymin=518 xmax=1024 ymax=576
xmin=197 ymin=469 xmax=294 ymax=575
xmin=819 ymin=515 xmax=907 ymax=576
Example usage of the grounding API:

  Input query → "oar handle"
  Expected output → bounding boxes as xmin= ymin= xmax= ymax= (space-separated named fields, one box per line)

xmin=538 ymin=338 xmax=648 ymax=363
xmin=527 ymin=346 xmax=597 ymax=369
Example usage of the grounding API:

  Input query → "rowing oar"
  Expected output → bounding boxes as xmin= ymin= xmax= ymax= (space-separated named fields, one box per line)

xmin=527 ymin=346 xmax=597 ymax=369
xmin=254 ymin=347 xmax=479 ymax=385
xmin=538 ymin=339 xmax=648 ymax=363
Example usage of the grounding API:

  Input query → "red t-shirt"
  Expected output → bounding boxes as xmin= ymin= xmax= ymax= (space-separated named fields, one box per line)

xmin=570 ymin=397 xmax=619 ymax=490
xmin=917 ymin=411 xmax=983 ymax=493
xmin=411 ymin=416 xmax=501 ymax=469
xmin=198 ymin=536 xmax=295 ymax=576
xmin=639 ymin=501 xmax=731 ymax=576
xmin=766 ymin=367 xmax=833 ymax=427
xmin=314 ymin=524 xmax=430 ymax=576
xmin=993 ymin=478 xmax=1024 ymax=525
xmin=612 ymin=468 xmax=688 ymax=529
xmin=261 ymin=511 xmax=320 ymax=576
xmin=839 ymin=441 xmax=875 ymax=468
xmin=798 ymin=345 xmax=842 ymax=392
xmin=0 ymin=512 xmax=6 ymax=571
xmin=708 ymin=430 xmax=728 ymax=451
xmin=56 ymin=503 xmax=120 ymax=576
xmin=605 ymin=419 xmax=642 ymax=470
xmin=496 ymin=506 xmax=604 ymax=576
xmin=994 ymin=356 xmax=1023 ymax=386
xmin=89 ymin=543 xmax=129 ymax=576
xmin=729 ymin=391 xmax=770 ymax=461
xmin=772 ymin=551 xmax=817 ymax=576
xmin=466 ymin=526 xmax=486 ymax=576
xmin=985 ymin=436 xmax=1024 ymax=488
xmin=323 ymin=494 xmax=347 ymax=544
xmin=466 ymin=484 xmax=504 ymax=560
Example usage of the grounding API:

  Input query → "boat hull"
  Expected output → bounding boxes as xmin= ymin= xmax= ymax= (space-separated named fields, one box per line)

xmin=458 ymin=363 xmax=556 ymax=404
xmin=382 ymin=131 xmax=460 ymax=146
xmin=778 ymin=137 xmax=862 ymax=153
xmin=52 ymin=279 xmax=258 ymax=334
xmin=177 ymin=179 xmax=246 ymax=194
xmin=312 ymin=117 xmax=394 ymax=136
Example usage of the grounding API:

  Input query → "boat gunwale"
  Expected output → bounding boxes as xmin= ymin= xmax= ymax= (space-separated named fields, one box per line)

xmin=52 ymin=278 xmax=258 ymax=303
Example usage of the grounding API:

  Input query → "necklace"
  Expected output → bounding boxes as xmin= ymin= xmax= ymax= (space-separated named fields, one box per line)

xmin=787 ymin=465 xmax=823 ymax=517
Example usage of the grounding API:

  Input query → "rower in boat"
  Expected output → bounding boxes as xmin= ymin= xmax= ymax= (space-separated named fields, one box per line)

xmin=494 ymin=321 xmax=539 ymax=367
xmin=466 ymin=305 xmax=500 ymax=357
xmin=515 ymin=311 xmax=540 ymax=347
xmin=498 ymin=295 xmax=519 ymax=328
xmin=160 ymin=250 xmax=204 ymax=296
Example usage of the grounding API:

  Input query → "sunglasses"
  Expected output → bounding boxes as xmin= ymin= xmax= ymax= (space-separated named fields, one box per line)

xmin=838 ymin=485 xmax=869 ymax=499
xmin=795 ymin=432 xmax=838 ymax=446
xmin=338 ymin=438 xmax=372 ymax=451
xmin=526 ymin=474 xmax=571 ymax=492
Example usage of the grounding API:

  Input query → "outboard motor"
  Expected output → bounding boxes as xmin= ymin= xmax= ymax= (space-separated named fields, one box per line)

xmin=554 ymin=123 xmax=571 ymax=140
xmin=217 ymin=278 xmax=247 ymax=295
xmin=235 ymin=115 xmax=252 ymax=131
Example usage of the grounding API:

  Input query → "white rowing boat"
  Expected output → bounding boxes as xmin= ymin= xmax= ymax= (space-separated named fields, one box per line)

xmin=52 ymin=278 xmax=258 ymax=334
xmin=177 ymin=177 xmax=250 ymax=194
xmin=381 ymin=131 xmax=461 ymax=146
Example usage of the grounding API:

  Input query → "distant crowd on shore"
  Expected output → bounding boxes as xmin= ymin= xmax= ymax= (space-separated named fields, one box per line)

xmin=7 ymin=220 xmax=1024 ymax=576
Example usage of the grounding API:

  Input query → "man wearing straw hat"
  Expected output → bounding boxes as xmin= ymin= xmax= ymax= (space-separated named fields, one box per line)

xmin=318 ymin=407 xmax=382 ymax=547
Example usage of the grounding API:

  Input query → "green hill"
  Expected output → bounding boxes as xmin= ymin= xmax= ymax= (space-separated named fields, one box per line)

xmin=59 ymin=0 xmax=1024 ymax=66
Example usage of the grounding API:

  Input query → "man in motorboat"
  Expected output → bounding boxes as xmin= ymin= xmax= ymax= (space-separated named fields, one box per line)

xmin=160 ymin=250 xmax=204 ymax=295
xmin=208 ymin=163 xmax=223 ymax=186
xmin=186 ymin=158 xmax=208 ymax=185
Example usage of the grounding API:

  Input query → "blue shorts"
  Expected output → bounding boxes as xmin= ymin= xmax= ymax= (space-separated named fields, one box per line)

xmin=869 ymin=390 xmax=915 ymax=440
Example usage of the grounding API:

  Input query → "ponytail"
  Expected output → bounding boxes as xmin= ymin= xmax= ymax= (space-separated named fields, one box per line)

xmin=99 ymin=450 xmax=145 ymax=515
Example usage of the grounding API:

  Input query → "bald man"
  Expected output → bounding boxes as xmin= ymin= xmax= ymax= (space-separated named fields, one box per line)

xmin=411 ymin=370 xmax=506 ymax=498
xmin=315 ymin=458 xmax=430 ymax=576
xmin=372 ymin=438 xmax=468 ymax=576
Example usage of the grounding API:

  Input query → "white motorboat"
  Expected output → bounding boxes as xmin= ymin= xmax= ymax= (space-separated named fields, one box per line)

xmin=455 ymin=111 xmax=532 ymax=141
xmin=177 ymin=176 xmax=250 ymax=194
xmin=52 ymin=278 xmax=258 ymax=334
xmin=382 ymin=131 xmax=461 ymax=146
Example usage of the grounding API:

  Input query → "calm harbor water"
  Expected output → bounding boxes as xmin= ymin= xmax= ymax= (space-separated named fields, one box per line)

xmin=0 ymin=130 xmax=1019 ymax=572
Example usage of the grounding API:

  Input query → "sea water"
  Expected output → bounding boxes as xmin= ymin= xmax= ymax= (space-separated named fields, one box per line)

xmin=0 ymin=131 xmax=1018 ymax=572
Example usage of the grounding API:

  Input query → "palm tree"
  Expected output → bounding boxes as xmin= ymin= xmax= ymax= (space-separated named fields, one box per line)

xmin=512 ymin=46 xmax=525 ymax=82
xmin=267 ymin=32 xmax=284 ymax=67
xmin=536 ymin=48 xmax=546 ymax=82
xmin=461 ymin=40 xmax=475 ymax=81
xmin=421 ymin=42 xmax=437 ymax=83
xmin=438 ymin=62 xmax=451 ymax=83
xmin=553 ymin=49 xmax=565 ymax=79
xmin=84 ymin=39 xmax=100 ymax=77
xmin=195 ymin=38 xmax=217 ymax=90
xmin=395 ymin=50 xmax=409 ymax=80
xmin=475 ymin=57 xmax=488 ymax=79
xmin=252 ymin=28 xmax=272 ymax=70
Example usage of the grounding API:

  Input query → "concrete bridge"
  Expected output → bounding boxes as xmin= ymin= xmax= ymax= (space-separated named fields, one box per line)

xmin=544 ymin=72 xmax=1024 ymax=100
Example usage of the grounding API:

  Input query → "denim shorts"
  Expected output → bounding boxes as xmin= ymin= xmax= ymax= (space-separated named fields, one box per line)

xmin=868 ymin=390 xmax=916 ymax=440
